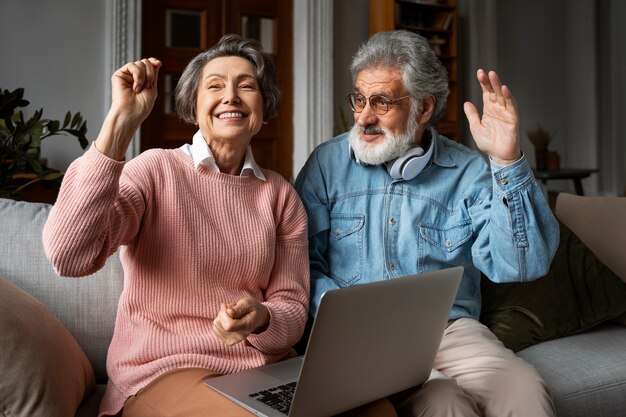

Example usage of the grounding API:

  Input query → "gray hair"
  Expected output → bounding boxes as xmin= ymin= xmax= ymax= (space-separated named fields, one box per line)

xmin=350 ymin=30 xmax=450 ymax=126
xmin=175 ymin=34 xmax=280 ymax=123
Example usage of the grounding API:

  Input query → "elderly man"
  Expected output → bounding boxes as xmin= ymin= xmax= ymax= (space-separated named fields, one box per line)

xmin=294 ymin=30 xmax=559 ymax=417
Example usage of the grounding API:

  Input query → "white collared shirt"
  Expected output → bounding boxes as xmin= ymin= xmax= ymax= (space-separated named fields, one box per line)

xmin=179 ymin=130 xmax=266 ymax=181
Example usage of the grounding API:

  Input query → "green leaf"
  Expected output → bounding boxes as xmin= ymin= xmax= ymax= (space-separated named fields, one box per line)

xmin=71 ymin=112 xmax=81 ymax=127
xmin=40 ymin=170 xmax=63 ymax=181
xmin=30 ymin=134 xmax=42 ymax=149
xmin=0 ymin=87 xmax=89 ymax=200
xmin=47 ymin=120 xmax=60 ymax=135
xmin=63 ymin=111 xmax=71 ymax=128
xmin=26 ymin=156 xmax=42 ymax=173
xmin=29 ymin=119 xmax=45 ymax=138
xmin=12 ymin=110 xmax=23 ymax=125
xmin=0 ymin=88 xmax=29 ymax=120
xmin=14 ymin=131 xmax=30 ymax=146
xmin=32 ymin=109 xmax=43 ymax=123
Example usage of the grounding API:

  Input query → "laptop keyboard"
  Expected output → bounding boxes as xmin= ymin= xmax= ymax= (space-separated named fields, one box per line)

xmin=249 ymin=381 xmax=297 ymax=414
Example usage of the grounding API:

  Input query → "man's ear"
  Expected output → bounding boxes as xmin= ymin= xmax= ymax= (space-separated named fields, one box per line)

xmin=418 ymin=95 xmax=436 ymax=125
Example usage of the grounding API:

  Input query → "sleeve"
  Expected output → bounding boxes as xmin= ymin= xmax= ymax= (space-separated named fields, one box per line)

xmin=470 ymin=154 xmax=560 ymax=283
xmin=293 ymin=151 xmax=341 ymax=318
xmin=246 ymin=183 xmax=311 ymax=354
xmin=42 ymin=144 xmax=145 ymax=277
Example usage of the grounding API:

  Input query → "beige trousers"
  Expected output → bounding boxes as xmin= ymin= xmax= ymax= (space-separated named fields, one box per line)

xmin=390 ymin=318 xmax=556 ymax=417
xmin=121 ymin=367 xmax=396 ymax=417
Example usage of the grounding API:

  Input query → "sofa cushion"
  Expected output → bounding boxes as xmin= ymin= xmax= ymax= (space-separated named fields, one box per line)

xmin=0 ymin=275 xmax=95 ymax=417
xmin=0 ymin=198 xmax=124 ymax=382
xmin=518 ymin=324 xmax=626 ymax=417
xmin=480 ymin=220 xmax=626 ymax=352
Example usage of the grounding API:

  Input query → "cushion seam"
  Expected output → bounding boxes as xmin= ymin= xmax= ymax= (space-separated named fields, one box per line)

xmin=560 ymin=380 xmax=626 ymax=399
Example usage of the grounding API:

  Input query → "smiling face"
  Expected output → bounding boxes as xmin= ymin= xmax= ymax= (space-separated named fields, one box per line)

xmin=195 ymin=56 xmax=264 ymax=147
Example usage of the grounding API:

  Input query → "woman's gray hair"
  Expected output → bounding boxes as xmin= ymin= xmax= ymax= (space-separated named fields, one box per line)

xmin=175 ymin=34 xmax=280 ymax=123
xmin=350 ymin=30 xmax=450 ymax=126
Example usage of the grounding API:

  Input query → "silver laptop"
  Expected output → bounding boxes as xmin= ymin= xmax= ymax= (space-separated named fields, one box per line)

xmin=205 ymin=267 xmax=463 ymax=417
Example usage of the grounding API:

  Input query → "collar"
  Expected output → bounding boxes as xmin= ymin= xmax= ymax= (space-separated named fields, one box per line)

xmin=180 ymin=130 xmax=266 ymax=180
xmin=429 ymin=129 xmax=456 ymax=168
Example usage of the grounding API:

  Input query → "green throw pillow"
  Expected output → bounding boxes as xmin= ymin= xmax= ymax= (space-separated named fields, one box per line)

xmin=480 ymin=220 xmax=626 ymax=352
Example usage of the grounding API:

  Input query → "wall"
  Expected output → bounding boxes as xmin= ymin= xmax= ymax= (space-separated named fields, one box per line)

xmin=496 ymin=0 xmax=626 ymax=196
xmin=497 ymin=1 xmax=570 ymax=162
xmin=497 ymin=0 xmax=600 ymax=195
xmin=0 ymin=0 xmax=107 ymax=172
xmin=598 ymin=0 xmax=626 ymax=196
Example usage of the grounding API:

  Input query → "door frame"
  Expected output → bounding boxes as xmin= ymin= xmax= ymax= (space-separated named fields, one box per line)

xmin=106 ymin=0 xmax=143 ymax=161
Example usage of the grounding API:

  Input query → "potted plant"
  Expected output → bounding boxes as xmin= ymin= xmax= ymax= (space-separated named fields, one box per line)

xmin=526 ymin=124 xmax=555 ymax=171
xmin=0 ymin=87 xmax=88 ymax=201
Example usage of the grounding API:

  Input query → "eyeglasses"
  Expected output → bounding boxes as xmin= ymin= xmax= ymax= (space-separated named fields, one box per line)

xmin=346 ymin=93 xmax=411 ymax=115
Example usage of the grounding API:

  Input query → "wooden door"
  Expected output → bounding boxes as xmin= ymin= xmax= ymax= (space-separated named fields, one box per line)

xmin=141 ymin=0 xmax=294 ymax=180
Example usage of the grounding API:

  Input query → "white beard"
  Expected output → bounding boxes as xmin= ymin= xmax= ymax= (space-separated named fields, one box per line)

xmin=348 ymin=105 xmax=420 ymax=166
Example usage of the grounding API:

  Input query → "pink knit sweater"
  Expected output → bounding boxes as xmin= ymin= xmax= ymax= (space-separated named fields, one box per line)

xmin=43 ymin=146 xmax=310 ymax=416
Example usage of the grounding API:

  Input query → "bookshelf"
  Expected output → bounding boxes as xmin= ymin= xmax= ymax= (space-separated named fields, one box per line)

xmin=369 ymin=0 xmax=460 ymax=141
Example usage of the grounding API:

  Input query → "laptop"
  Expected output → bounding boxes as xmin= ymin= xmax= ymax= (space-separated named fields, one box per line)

xmin=205 ymin=266 xmax=463 ymax=417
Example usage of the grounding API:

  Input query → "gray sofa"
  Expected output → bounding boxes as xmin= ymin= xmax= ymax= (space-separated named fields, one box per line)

xmin=513 ymin=193 xmax=626 ymax=417
xmin=0 ymin=198 xmax=123 ymax=417
xmin=1 ymin=194 xmax=625 ymax=417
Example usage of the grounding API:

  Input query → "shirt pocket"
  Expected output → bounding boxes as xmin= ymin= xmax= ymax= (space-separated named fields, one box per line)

xmin=419 ymin=221 xmax=473 ymax=270
xmin=328 ymin=213 xmax=365 ymax=286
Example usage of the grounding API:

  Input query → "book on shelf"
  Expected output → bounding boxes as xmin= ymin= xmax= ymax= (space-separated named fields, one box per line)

xmin=431 ymin=11 xmax=453 ymax=31
xmin=427 ymin=35 xmax=446 ymax=56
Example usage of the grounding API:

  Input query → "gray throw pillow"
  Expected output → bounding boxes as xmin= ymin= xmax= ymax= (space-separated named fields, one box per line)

xmin=0 ymin=275 xmax=95 ymax=417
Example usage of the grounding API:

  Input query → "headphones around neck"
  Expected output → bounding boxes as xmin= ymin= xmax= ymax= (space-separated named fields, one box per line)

xmin=386 ymin=138 xmax=434 ymax=181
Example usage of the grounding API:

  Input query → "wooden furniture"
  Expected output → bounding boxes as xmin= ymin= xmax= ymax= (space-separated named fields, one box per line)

xmin=369 ymin=0 xmax=460 ymax=141
xmin=10 ymin=173 xmax=60 ymax=204
xmin=533 ymin=168 xmax=599 ymax=196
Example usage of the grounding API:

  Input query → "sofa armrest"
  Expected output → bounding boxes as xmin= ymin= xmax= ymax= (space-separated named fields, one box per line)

xmin=555 ymin=193 xmax=626 ymax=283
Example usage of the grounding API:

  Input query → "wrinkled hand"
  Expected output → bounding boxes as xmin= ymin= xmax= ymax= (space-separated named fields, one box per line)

xmin=95 ymin=58 xmax=162 ymax=160
xmin=110 ymin=57 xmax=162 ymax=129
xmin=213 ymin=297 xmax=270 ymax=346
xmin=463 ymin=69 xmax=521 ymax=166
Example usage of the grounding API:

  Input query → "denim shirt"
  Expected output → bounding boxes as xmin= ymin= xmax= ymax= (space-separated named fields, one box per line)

xmin=294 ymin=130 xmax=559 ymax=320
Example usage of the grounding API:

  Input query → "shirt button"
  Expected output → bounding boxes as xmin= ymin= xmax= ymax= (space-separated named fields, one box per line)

xmin=445 ymin=239 xmax=451 ymax=246
xmin=500 ymin=178 xmax=509 ymax=185
xmin=389 ymin=263 xmax=396 ymax=270
xmin=389 ymin=218 xmax=396 ymax=225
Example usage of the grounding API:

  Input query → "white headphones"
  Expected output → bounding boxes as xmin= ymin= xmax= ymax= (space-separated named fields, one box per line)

xmin=386 ymin=138 xmax=434 ymax=181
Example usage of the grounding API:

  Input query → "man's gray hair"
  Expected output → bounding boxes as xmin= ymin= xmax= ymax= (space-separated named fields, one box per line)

xmin=350 ymin=30 xmax=450 ymax=126
xmin=175 ymin=34 xmax=280 ymax=124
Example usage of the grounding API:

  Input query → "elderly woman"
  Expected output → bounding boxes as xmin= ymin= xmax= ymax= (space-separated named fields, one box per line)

xmin=43 ymin=35 xmax=311 ymax=417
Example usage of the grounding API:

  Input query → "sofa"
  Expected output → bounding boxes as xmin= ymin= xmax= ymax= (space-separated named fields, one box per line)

xmin=1 ymin=193 xmax=625 ymax=417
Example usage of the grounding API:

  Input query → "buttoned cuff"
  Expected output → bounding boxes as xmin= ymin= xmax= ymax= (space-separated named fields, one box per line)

xmin=490 ymin=153 xmax=535 ymax=196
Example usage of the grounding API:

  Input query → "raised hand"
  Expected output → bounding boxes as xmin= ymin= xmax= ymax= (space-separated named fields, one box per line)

xmin=212 ymin=297 xmax=270 ymax=346
xmin=95 ymin=58 xmax=162 ymax=160
xmin=110 ymin=58 xmax=162 ymax=126
xmin=463 ymin=69 xmax=521 ymax=166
